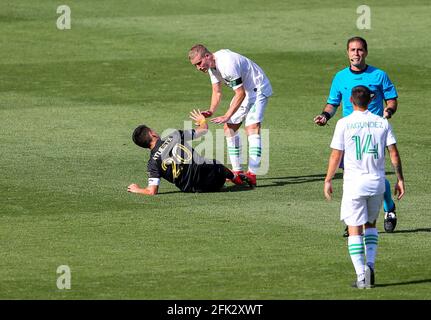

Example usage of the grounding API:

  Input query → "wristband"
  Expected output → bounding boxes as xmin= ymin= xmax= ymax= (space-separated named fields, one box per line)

xmin=201 ymin=111 xmax=213 ymax=118
xmin=321 ymin=111 xmax=332 ymax=121
xmin=385 ymin=108 xmax=395 ymax=118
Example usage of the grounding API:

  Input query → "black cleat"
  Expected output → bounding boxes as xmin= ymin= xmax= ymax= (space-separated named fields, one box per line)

xmin=343 ymin=226 xmax=349 ymax=238
xmin=384 ymin=205 xmax=397 ymax=233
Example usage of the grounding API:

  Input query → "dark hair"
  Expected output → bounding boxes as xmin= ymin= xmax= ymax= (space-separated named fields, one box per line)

xmin=351 ymin=85 xmax=372 ymax=107
xmin=347 ymin=36 xmax=368 ymax=51
xmin=132 ymin=125 xmax=153 ymax=148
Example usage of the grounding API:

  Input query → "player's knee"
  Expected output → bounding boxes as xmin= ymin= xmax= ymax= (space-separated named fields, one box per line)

xmin=224 ymin=124 xmax=240 ymax=137
xmin=245 ymin=123 xmax=261 ymax=135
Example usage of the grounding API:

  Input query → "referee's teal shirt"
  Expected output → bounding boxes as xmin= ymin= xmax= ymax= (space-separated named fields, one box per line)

xmin=327 ymin=65 xmax=398 ymax=117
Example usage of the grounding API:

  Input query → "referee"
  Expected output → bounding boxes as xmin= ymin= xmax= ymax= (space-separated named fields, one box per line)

xmin=314 ymin=37 xmax=400 ymax=234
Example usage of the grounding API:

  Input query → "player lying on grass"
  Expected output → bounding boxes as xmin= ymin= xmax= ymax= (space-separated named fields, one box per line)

xmin=127 ymin=110 xmax=252 ymax=195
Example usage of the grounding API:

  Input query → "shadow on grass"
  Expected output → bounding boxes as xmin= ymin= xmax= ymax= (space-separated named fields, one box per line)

xmin=157 ymin=185 xmax=254 ymax=195
xmin=375 ymin=278 xmax=431 ymax=288
xmin=257 ymin=172 xmax=343 ymax=187
xmin=256 ymin=171 xmax=395 ymax=188
xmin=219 ymin=185 xmax=255 ymax=193
xmin=380 ymin=228 xmax=431 ymax=234
xmin=156 ymin=172 xmax=395 ymax=193
xmin=154 ymin=190 xmax=182 ymax=195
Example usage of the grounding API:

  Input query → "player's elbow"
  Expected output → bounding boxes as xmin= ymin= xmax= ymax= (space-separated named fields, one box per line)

xmin=145 ymin=187 xmax=158 ymax=195
xmin=237 ymin=89 xmax=246 ymax=99
xmin=212 ymin=84 xmax=222 ymax=96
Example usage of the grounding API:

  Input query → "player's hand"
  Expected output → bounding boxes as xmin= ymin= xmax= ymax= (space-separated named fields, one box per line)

xmin=211 ymin=115 xmax=230 ymax=124
xmin=383 ymin=108 xmax=392 ymax=119
xmin=394 ymin=180 xmax=405 ymax=200
xmin=201 ymin=110 xmax=213 ymax=118
xmin=189 ymin=109 xmax=206 ymax=126
xmin=324 ymin=181 xmax=333 ymax=200
xmin=314 ymin=114 xmax=328 ymax=126
xmin=127 ymin=183 xmax=141 ymax=193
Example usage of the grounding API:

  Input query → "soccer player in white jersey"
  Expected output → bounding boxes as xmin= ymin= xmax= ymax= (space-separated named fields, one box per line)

xmin=315 ymin=37 xmax=400 ymax=235
xmin=324 ymin=85 xmax=405 ymax=289
xmin=188 ymin=44 xmax=273 ymax=186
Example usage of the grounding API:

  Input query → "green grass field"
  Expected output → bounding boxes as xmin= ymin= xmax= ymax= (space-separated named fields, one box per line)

xmin=1 ymin=0 xmax=430 ymax=299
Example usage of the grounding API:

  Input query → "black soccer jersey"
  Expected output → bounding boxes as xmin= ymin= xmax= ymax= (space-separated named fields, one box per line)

xmin=147 ymin=129 xmax=226 ymax=192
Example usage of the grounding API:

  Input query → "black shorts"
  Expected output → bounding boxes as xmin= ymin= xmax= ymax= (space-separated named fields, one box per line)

xmin=178 ymin=163 xmax=228 ymax=193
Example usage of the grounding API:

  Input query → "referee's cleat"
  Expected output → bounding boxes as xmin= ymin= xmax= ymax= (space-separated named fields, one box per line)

xmin=245 ymin=171 xmax=257 ymax=187
xmin=384 ymin=205 xmax=397 ymax=233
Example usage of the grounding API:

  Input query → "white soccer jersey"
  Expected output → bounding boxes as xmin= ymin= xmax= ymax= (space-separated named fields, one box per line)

xmin=330 ymin=110 xmax=397 ymax=198
xmin=208 ymin=49 xmax=272 ymax=105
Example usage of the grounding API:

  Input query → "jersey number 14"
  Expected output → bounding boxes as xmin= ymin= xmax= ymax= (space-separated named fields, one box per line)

xmin=352 ymin=134 xmax=379 ymax=160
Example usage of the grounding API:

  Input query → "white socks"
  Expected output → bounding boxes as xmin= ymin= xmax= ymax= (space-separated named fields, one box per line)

xmin=226 ymin=134 xmax=242 ymax=172
xmin=364 ymin=228 xmax=378 ymax=269
xmin=348 ymin=235 xmax=365 ymax=278
xmin=348 ymin=229 xmax=379 ymax=280
xmin=226 ymin=133 xmax=262 ymax=174
xmin=248 ymin=134 xmax=261 ymax=174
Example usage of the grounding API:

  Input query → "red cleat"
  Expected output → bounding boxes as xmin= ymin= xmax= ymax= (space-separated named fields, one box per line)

xmin=230 ymin=175 xmax=244 ymax=186
xmin=227 ymin=170 xmax=243 ymax=183
xmin=231 ymin=173 xmax=255 ymax=187
xmin=245 ymin=171 xmax=257 ymax=187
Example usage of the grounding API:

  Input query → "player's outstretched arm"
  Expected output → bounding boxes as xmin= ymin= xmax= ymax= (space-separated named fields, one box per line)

xmin=211 ymin=86 xmax=245 ymax=124
xmin=202 ymin=83 xmax=223 ymax=118
xmin=314 ymin=104 xmax=338 ymax=126
xmin=127 ymin=183 xmax=158 ymax=196
xmin=189 ymin=109 xmax=208 ymax=138
xmin=324 ymin=149 xmax=343 ymax=200
xmin=387 ymin=144 xmax=405 ymax=200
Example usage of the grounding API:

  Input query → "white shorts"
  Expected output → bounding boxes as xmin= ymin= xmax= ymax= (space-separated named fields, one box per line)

xmin=340 ymin=193 xmax=384 ymax=226
xmin=227 ymin=94 xmax=269 ymax=127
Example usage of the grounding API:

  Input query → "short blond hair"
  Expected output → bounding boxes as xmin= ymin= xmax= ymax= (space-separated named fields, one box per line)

xmin=188 ymin=44 xmax=211 ymax=60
